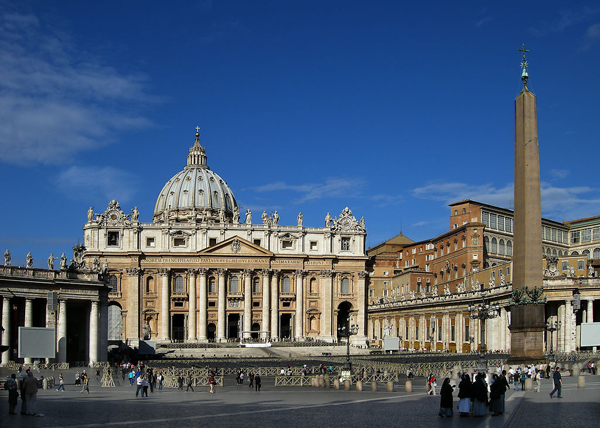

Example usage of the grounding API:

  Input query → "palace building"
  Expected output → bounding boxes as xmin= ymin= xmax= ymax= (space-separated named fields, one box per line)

xmin=82 ymin=130 xmax=368 ymax=346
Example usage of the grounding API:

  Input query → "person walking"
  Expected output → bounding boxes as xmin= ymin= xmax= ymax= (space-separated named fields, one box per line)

xmin=186 ymin=374 xmax=195 ymax=392
xmin=255 ymin=374 xmax=262 ymax=391
xmin=457 ymin=374 xmax=472 ymax=416
xmin=96 ymin=368 xmax=101 ymax=382
xmin=438 ymin=378 xmax=454 ymax=417
xmin=534 ymin=369 xmax=542 ymax=393
xmin=427 ymin=373 xmax=437 ymax=395
xmin=81 ymin=375 xmax=90 ymax=394
xmin=6 ymin=373 xmax=19 ymax=415
xmin=56 ymin=373 xmax=65 ymax=392
xmin=75 ymin=371 xmax=81 ymax=386
xmin=178 ymin=373 xmax=184 ymax=391
xmin=472 ymin=373 xmax=488 ymax=417
xmin=248 ymin=371 xmax=254 ymax=388
xmin=136 ymin=374 xmax=144 ymax=397
xmin=549 ymin=367 xmax=562 ymax=398
xmin=142 ymin=375 xmax=149 ymax=397
xmin=157 ymin=372 xmax=163 ymax=390
xmin=208 ymin=373 xmax=216 ymax=394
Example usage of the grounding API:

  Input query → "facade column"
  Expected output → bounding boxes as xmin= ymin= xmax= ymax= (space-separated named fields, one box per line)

xmin=89 ymin=301 xmax=99 ymax=366
xmin=125 ymin=267 xmax=141 ymax=341
xmin=558 ymin=303 xmax=565 ymax=352
xmin=217 ymin=268 xmax=227 ymax=342
xmin=57 ymin=300 xmax=67 ymax=363
xmin=99 ymin=300 xmax=108 ymax=362
xmin=187 ymin=269 xmax=197 ymax=342
xmin=270 ymin=270 xmax=280 ymax=340
xmin=243 ymin=269 xmax=252 ymax=339
xmin=1 ymin=297 xmax=10 ymax=364
xmin=261 ymin=269 xmax=270 ymax=339
xmin=355 ymin=271 xmax=368 ymax=345
xmin=158 ymin=268 xmax=170 ymax=342
xmin=198 ymin=268 xmax=208 ymax=342
xmin=24 ymin=298 xmax=33 ymax=365
xmin=588 ymin=299 xmax=594 ymax=323
xmin=294 ymin=270 xmax=304 ymax=340
xmin=564 ymin=300 xmax=573 ymax=353
xmin=321 ymin=270 xmax=334 ymax=341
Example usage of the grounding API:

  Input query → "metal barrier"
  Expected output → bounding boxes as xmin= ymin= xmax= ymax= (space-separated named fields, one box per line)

xmin=274 ymin=376 xmax=314 ymax=386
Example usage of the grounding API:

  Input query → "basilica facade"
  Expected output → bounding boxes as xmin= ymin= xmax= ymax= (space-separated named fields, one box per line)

xmin=82 ymin=130 xmax=368 ymax=346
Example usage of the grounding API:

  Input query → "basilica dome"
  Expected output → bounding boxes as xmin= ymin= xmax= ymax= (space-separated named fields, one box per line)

xmin=153 ymin=130 xmax=238 ymax=223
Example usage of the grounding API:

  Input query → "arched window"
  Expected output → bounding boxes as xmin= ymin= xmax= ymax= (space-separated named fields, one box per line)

xmin=282 ymin=276 xmax=291 ymax=293
xmin=174 ymin=275 xmax=184 ymax=294
xmin=547 ymin=248 xmax=552 ymax=256
xmin=552 ymin=249 xmax=557 ymax=256
xmin=498 ymin=239 xmax=505 ymax=255
xmin=230 ymin=276 xmax=239 ymax=293
xmin=594 ymin=248 xmax=600 ymax=260
xmin=491 ymin=237 xmax=497 ymax=253
xmin=484 ymin=236 xmax=490 ymax=252
xmin=109 ymin=275 xmax=118 ymax=292
xmin=583 ymin=249 xmax=591 ymax=259
xmin=506 ymin=241 xmax=513 ymax=256
xmin=341 ymin=278 xmax=350 ymax=294
xmin=146 ymin=276 xmax=154 ymax=294
xmin=208 ymin=277 xmax=216 ymax=293
xmin=572 ymin=251 xmax=579 ymax=256
xmin=253 ymin=278 xmax=260 ymax=293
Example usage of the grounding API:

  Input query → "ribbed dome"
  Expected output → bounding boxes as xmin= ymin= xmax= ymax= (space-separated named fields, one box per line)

xmin=152 ymin=129 xmax=238 ymax=223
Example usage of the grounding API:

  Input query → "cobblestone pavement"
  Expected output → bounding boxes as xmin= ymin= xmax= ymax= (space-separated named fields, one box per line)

xmin=1 ymin=370 xmax=598 ymax=428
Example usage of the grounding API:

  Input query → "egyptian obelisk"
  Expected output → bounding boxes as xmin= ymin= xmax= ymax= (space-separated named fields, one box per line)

xmin=509 ymin=45 xmax=545 ymax=361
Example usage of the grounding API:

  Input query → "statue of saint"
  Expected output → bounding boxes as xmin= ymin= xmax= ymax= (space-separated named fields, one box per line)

xmin=47 ymin=253 xmax=57 ymax=270
xmin=297 ymin=212 xmax=303 ymax=227
xmin=143 ymin=322 xmax=151 ymax=340
xmin=131 ymin=207 xmax=139 ymax=222
xmin=60 ymin=253 xmax=68 ymax=270
xmin=3 ymin=249 xmax=10 ymax=266
xmin=262 ymin=210 xmax=268 ymax=225
xmin=325 ymin=212 xmax=332 ymax=227
xmin=102 ymin=259 xmax=108 ymax=274
xmin=233 ymin=206 xmax=240 ymax=223
xmin=245 ymin=209 xmax=252 ymax=224
xmin=26 ymin=252 xmax=33 ymax=268
xmin=272 ymin=211 xmax=279 ymax=226
xmin=589 ymin=264 xmax=595 ymax=278
xmin=87 ymin=207 xmax=94 ymax=222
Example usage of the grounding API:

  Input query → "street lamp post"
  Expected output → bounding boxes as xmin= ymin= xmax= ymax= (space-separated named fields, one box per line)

xmin=338 ymin=316 xmax=359 ymax=381
xmin=545 ymin=319 xmax=562 ymax=363
xmin=468 ymin=291 xmax=500 ymax=372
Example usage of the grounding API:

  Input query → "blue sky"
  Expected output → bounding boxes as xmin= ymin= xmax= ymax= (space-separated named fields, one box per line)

xmin=1 ymin=1 xmax=599 ymax=268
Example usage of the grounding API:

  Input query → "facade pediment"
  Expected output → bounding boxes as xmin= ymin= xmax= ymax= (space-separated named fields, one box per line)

xmin=198 ymin=236 xmax=273 ymax=257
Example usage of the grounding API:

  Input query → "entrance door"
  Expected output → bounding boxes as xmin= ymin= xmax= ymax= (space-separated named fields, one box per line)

xmin=207 ymin=323 xmax=216 ymax=341
xmin=172 ymin=314 xmax=185 ymax=342
xmin=280 ymin=314 xmax=292 ymax=339
xmin=251 ymin=323 xmax=260 ymax=339
xmin=228 ymin=314 xmax=240 ymax=339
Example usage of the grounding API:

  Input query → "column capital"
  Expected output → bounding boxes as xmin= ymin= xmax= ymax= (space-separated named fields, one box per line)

xmin=243 ymin=268 xmax=253 ymax=276
xmin=126 ymin=267 xmax=142 ymax=277
xmin=198 ymin=267 xmax=208 ymax=276
xmin=187 ymin=268 xmax=198 ymax=276
xmin=272 ymin=269 xmax=281 ymax=278
xmin=320 ymin=269 xmax=333 ymax=278
xmin=217 ymin=268 xmax=227 ymax=277
xmin=261 ymin=268 xmax=271 ymax=277
xmin=357 ymin=270 xmax=368 ymax=278
xmin=295 ymin=269 xmax=307 ymax=277
xmin=158 ymin=268 xmax=170 ymax=277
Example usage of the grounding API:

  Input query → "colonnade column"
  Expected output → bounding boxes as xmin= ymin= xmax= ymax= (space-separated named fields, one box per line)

xmin=158 ymin=268 xmax=170 ymax=342
xmin=198 ymin=268 xmax=208 ymax=342
xmin=294 ymin=270 xmax=304 ymax=340
xmin=24 ymin=299 xmax=33 ymax=365
xmin=261 ymin=270 xmax=270 ymax=339
xmin=99 ymin=301 xmax=108 ymax=362
xmin=1 ymin=297 xmax=10 ymax=364
xmin=89 ymin=301 xmax=99 ymax=366
xmin=355 ymin=271 xmax=368 ymax=344
xmin=321 ymin=270 xmax=333 ymax=341
xmin=270 ymin=270 xmax=280 ymax=339
xmin=57 ymin=300 xmax=67 ymax=363
xmin=243 ymin=269 xmax=252 ymax=339
xmin=187 ymin=269 xmax=197 ymax=342
xmin=564 ymin=300 xmax=572 ymax=353
xmin=558 ymin=303 xmax=565 ymax=352
xmin=217 ymin=268 xmax=227 ymax=342
xmin=126 ymin=267 xmax=141 ymax=340
xmin=588 ymin=299 xmax=594 ymax=323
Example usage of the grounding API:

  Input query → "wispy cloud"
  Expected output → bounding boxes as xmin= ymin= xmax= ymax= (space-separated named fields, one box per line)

xmin=0 ymin=10 xmax=154 ymax=166
xmin=250 ymin=178 xmax=366 ymax=203
xmin=581 ymin=22 xmax=600 ymax=50
xmin=413 ymin=181 xmax=600 ymax=222
xmin=550 ymin=169 xmax=570 ymax=179
xmin=56 ymin=165 xmax=140 ymax=204
xmin=531 ymin=7 xmax=600 ymax=37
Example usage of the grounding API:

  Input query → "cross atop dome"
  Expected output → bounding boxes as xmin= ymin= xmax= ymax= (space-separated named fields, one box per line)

xmin=519 ymin=44 xmax=529 ymax=87
xmin=186 ymin=125 xmax=208 ymax=168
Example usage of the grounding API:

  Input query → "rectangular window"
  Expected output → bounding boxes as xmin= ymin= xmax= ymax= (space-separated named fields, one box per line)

xmin=417 ymin=284 xmax=421 ymax=293
xmin=173 ymin=238 xmax=186 ymax=247
xmin=412 ymin=248 xmax=417 ymax=254
xmin=482 ymin=211 xmax=489 ymax=227
xmin=490 ymin=214 xmax=497 ymax=229
xmin=341 ymin=237 xmax=350 ymax=251
xmin=253 ymin=301 xmax=260 ymax=307
xmin=582 ymin=228 xmax=592 ymax=242
xmin=551 ymin=228 xmax=557 ymax=242
xmin=282 ymin=302 xmax=291 ymax=307
xmin=578 ymin=260 xmax=585 ymax=270
xmin=562 ymin=261 xmax=569 ymax=271
xmin=209 ymin=238 xmax=217 ymax=246
xmin=146 ymin=237 xmax=155 ymax=248
xmin=282 ymin=240 xmax=293 ymax=249
xmin=369 ymin=289 xmax=374 ymax=297
xmin=253 ymin=239 xmax=261 ymax=247
xmin=405 ymin=326 xmax=408 ymax=340
xmin=451 ymin=325 xmax=455 ymax=342
xmin=310 ymin=241 xmax=318 ymax=250
xmin=415 ymin=326 xmax=419 ymax=340
xmin=506 ymin=218 xmax=513 ymax=233
xmin=208 ymin=301 xmax=216 ymax=307
xmin=498 ymin=216 xmax=505 ymax=231
xmin=107 ymin=231 xmax=119 ymax=246
xmin=465 ymin=325 xmax=469 ymax=341
xmin=571 ymin=231 xmax=581 ymax=244
xmin=594 ymin=227 xmax=600 ymax=241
